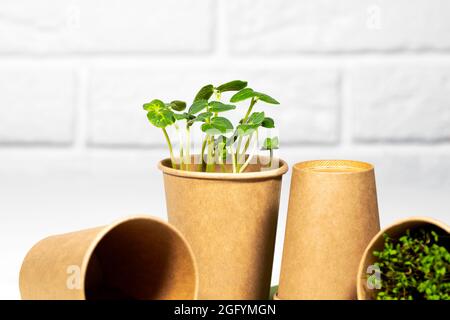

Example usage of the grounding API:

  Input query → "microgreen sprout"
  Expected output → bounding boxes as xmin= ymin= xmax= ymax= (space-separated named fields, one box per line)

xmin=372 ymin=228 xmax=450 ymax=300
xmin=142 ymin=80 xmax=279 ymax=173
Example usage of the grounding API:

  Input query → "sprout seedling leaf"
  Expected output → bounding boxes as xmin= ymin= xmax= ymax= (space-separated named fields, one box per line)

xmin=254 ymin=92 xmax=280 ymax=104
xmin=262 ymin=117 xmax=275 ymax=128
xmin=209 ymin=101 xmax=236 ymax=113
xmin=230 ymin=88 xmax=255 ymax=103
xmin=194 ymin=84 xmax=214 ymax=102
xmin=261 ymin=137 xmax=279 ymax=150
xmin=168 ymin=100 xmax=187 ymax=111
xmin=195 ymin=111 xmax=213 ymax=122
xmin=216 ymin=80 xmax=248 ymax=92
xmin=189 ymin=99 xmax=209 ymax=114
xmin=144 ymin=99 xmax=175 ymax=128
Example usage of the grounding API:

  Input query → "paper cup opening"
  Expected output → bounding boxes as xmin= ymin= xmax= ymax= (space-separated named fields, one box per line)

xmin=84 ymin=218 xmax=197 ymax=300
xmin=158 ymin=156 xmax=288 ymax=181
xmin=357 ymin=217 xmax=449 ymax=300
xmin=294 ymin=160 xmax=373 ymax=173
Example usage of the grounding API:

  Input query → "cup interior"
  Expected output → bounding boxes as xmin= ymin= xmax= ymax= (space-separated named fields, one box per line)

xmin=294 ymin=160 xmax=373 ymax=173
xmin=84 ymin=218 xmax=197 ymax=300
xmin=358 ymin=218 xmax=449 ymax=300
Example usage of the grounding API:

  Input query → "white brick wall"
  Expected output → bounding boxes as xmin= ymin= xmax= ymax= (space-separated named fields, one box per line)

xmin=0 ymin=66 xmax=76 ymax=144
xmin=351 ymin=63 xmax=450 ymax=142
xmin=1 ymin=0 xmax=450 ymax=299
xmin=0 ymin=0 xmax=213 ymax=53
xmin=226 ymin=0 xmax=450 ymax=53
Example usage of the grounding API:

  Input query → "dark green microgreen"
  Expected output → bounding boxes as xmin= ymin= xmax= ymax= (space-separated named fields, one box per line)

xmin=262 ymin=117 xmax=275 ymax=128
xmin=372 ymin=228 xmax=450 ymax=300
xmin=253 ymin=92 xmax=280 ymax=104
xmin=247 ymin=111 xmax=265 ymax=126
xmin=230 ymin=88 xmax=280 ymax=105
xmin=188 ymin=99 xmax=208 ymax=114
xmin=194 ymin=84 xmax=214 ymax=102
xmin=201 ymin=117 xmax=233 ymax=134
xmin=230 ymin=88 xmax=255 ymax=103
xmin=237 ymin=124 xmax=257 ymax=136
xmin=168 ymin=100 xmax=187 ymax=111
xmin=142 ymin=80 xmax=280 ymax=173
xmin=209 ymin=101 xmax=236 ymax=113
xmin=173 ymin=112 xmax=193 ymax=121
xmin=216 ymin=80 xmax=248 ymax=92
xmin=195 ymin=111 xmax=213 ymax=122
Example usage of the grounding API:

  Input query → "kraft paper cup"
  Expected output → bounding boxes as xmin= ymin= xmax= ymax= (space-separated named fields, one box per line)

xmin=19 ymin=215 xmax=198 ymax=300
xmin=159 ymin=156 xmax=288 ymax=300
xmin=357 ymin=217 xmax=450 ymax=300
xmin=278 ymin=160 xmax=380 ymax=300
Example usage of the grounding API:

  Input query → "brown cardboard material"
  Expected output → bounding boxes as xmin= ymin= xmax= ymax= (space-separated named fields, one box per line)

xmin=278 ymin=160 xmax=380 ymax=300
xmin=19 ymin=215 xmax=198 ymax=300
xmin=159 ymin=157 xmax=288 ymax=300
xmin=357 ymin=216 xmax=450 ymax=300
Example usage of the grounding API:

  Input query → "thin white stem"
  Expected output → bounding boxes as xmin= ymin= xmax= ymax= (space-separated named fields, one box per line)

xmin=239 ymin=133 xmax=257 ymax=173
xmin=230 ymin=143 xmax=237 ymax=173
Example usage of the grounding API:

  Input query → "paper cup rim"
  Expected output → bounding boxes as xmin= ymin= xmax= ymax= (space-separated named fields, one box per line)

xmin=158 ymin=157 xmax=288 ymax=180
xmin=356 ymin=216 xmax=449 ymax=300
xmin=293 ymin=160 xmax=374 ymax=174
xmin=80 ymin=214 xmax=199 ymax=299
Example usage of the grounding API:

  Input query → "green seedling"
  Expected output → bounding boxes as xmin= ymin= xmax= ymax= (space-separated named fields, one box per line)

xmin=372 ymin=228 xmax=450 ymax=300
xmin=143 ymin=80 xmax=279 ymax=173
xmin=261 ymin=137 xmax=279 ymax=168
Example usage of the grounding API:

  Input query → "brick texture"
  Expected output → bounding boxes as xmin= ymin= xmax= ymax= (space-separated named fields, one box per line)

xmin=226 ymin=0 xmax=450 ymax=53
xmin=0 ymin=0 xmax=214 ymax=53
xmin=0 ymin=67 xmax=75 ymax=144
xmin=350 ymin=63 xmax=450 ymax=142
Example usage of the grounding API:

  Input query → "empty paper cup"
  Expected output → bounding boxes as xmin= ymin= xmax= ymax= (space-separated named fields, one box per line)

xmin=278 ymin=160 xmax=380 ymax=300
xmin=19 ymin=215 xmax=198 ymax=300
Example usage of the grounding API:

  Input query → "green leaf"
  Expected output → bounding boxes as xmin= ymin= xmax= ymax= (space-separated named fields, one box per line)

xmin=215 ymin=135 xmax=228 ymax=161
xmin=262 ymin=117 xmax=275 ymax=128
xmin=168 ymin=100 xmax=186 ymax=111
xmin=237 ymin=124 xmax=257 ymax=136
xmin=247 ymin=111 xmax=265 ymax=126
xmin=201 ymin=123 xmax=214 ymax=132
xmin=262 ymin=137 xmax=279 ymax=150
xmin=188 ymin=99 xmax=208 ymax=114
xmin=211 ymin=116 xmax=233 ymax=133
xmin=144 ymin=99 xmax=175 ymax=128
xmin=194 ymin=84 xmax=214 ymax=102
xmin=143 ymin=98 xmax=164 ymax=111
xmin=209 ymin=101 xmax=236 ymax=113
xmin=195 ymin=111 xmax=213 ymax=122
xmin=230 ymin=88 xmax=255 ymax=103
xmin=173 ymin=113 xmax=188 ymax=120
xmin=230 ymin=88 xmax=279 ymax=104
xmin=202 ymin=117 xmax=233 ymax=134
xmin=216 ymin=80 xmax=248 ymax=92
xmin=201 ymin=122 xmax=227 ymax=135
xmin=174 ymin=112 xmax=195 ymax=121
xmin=254 ymin=92 xmax=280 ymax=104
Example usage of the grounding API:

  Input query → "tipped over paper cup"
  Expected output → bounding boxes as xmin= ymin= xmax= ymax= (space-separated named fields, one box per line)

xmin=19 ymin=215 xmax=198 ymax=300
